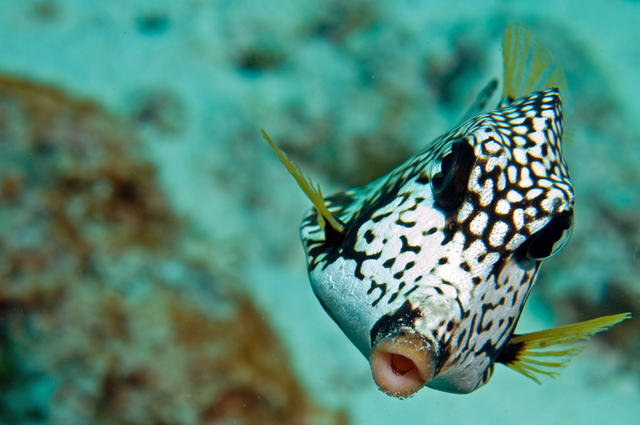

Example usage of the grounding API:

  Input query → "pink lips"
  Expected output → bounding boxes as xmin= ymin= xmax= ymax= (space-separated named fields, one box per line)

xmin=369 ymin=332 xmax=435 ymax=398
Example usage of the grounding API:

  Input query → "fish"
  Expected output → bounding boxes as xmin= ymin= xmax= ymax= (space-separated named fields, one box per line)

xmin=262 ymin=24 xmax=631 ymax=398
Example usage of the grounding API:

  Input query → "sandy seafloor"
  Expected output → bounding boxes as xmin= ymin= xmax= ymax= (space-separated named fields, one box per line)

xmin=1 ymin=1 xmax=639 ymax=424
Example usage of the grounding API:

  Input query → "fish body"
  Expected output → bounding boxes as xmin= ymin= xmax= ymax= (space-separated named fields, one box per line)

xmin=262 ymin=25 xmax=630 ymax=397
xmin=303 ymin=86 xmax=571 ymax=393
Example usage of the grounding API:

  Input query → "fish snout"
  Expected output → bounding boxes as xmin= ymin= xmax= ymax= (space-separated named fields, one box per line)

xmin=369 ymin=331 xmax=435 ymax=398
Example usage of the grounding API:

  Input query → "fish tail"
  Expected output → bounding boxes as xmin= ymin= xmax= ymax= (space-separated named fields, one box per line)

xmin=261 ymin=129 xmax=345 ymax=234
xmin=497 ymin=312 xmax=632 ymax=384
xmin=502 ymin=24 xmax=567 ymax=104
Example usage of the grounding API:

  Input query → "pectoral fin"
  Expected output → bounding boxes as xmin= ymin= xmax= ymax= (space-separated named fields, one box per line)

xmin=497 ymin=312 xmax=631 ymax=383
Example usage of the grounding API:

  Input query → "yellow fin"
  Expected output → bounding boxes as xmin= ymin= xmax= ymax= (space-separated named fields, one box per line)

xmin=499 ymin=312 xmax=632 ymax=384
xmin=261 ymin=129 xmax=344 ymax=233
xmin=502 ymin=24 xmax=567 ymax=102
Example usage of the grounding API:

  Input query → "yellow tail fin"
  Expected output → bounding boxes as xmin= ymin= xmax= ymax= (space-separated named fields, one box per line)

xmin=502 ymin=24 xmax=567 ymax=102
xmin=261 ymin=129 xmax=344 ymax=233
xmin=498 ymin=312 xmax=631 ymax=384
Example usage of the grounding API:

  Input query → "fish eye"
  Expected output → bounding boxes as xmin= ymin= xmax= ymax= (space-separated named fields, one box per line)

xmin=518 ymin=210 xmax=573 ymax=261
xmin=431 ymin=139 xmax=476 ymax=211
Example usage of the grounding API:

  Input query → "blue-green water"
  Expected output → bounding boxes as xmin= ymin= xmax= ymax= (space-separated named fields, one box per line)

xmin=0 ymin=1 xmax=638 ymax=424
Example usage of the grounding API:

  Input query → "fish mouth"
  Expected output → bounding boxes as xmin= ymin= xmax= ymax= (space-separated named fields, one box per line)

xmin=369 ymin=330 xmax=435 ymax=398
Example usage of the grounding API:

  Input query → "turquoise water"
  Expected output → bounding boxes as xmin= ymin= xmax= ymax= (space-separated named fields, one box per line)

xmin=0 ymin=1 xmax=638 ymax=424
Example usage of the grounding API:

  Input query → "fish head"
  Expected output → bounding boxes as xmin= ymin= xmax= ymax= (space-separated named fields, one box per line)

xmin=300 ymin=88 xmax=574 ymax=397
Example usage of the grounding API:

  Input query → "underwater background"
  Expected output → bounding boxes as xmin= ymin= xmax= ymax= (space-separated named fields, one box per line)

xmin=0 ymin=1 xmax=638 ymax=424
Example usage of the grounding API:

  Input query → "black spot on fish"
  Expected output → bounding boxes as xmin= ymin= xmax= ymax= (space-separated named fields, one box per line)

xmin=364 ymin=229 xmax=375 ymax=243
xmin=369 ymin=300 xmax=422 ymax=345
xmin=423 ymin=227 xmax=438 ymax=236
xmin=475 ymin=340 xmax=500 ymax=365
xmin=388 ymin=282 xmax=406 ymax=304
xmin=371 ymin=210 xmax=393 ymax=223
xmin=456 ymin=329 xmax=466 ymax=348
xmin=368 ymin=280 xmax=387 ymax=307
xmin=400 ymin=235 xmax=421 ymax=254
xmin=523 ymin=116 xmax=536 ymax=133
xmin=396 ymin=217 xmax=417 ymax=228
xmin=461 ymin=315 xmax=476 ymax=353
xmin=540 ymin=142 xmax=548 ymax=157
xmin=511 ymin=289 xmax=519 ymax=307
xmin=456 ymin=297 xmax=469 ymax=318
xmin=482 ymin=364 xmax=495 ymax=384
xmin=434 ymin=343 xmax=452 ymax=375
xmin=404 ymin=285 xmax=419 ymax=297
xmin=416 ymin=173 xmax=430 ymax=185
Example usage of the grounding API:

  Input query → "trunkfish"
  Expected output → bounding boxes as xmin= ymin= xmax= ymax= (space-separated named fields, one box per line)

xmin=262 ymin=24 xmax=631 ymax=397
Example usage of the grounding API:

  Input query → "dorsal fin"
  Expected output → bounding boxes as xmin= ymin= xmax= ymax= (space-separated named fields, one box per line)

xmin=261 ymin=129 xmax=345 ymax=234
xmin=502 ymin=24 xmax=567 ymax=104
xmin=497 ymin=312 xmax=631 ymax=383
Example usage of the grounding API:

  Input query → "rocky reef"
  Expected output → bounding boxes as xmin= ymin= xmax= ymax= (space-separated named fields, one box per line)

xmin=0 ymin=75 xmax=345 ymax=425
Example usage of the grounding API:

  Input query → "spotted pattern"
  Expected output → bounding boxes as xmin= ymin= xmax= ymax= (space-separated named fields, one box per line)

xmin=301 ymin=88 xmax=574 ymax=393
